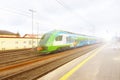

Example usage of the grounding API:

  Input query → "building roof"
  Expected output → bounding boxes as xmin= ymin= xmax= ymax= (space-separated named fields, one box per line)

xmin=23 ymin=34 xmax=43 ymax=38
xmin=23 ymin=34 xmax=37 ymax=38
xmin=0 ymin=30 xmax=16 ymax=35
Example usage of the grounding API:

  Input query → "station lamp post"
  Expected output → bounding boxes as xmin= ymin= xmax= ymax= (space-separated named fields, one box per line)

xmin=37 ymin=23 xmax=39 ymax=46
xmin=29 ymin=9 xmax=36 ymax=49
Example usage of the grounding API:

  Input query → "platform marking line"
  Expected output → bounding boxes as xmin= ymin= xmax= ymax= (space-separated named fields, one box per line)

xmin=59 ymin=45 xmax=105 ymax=80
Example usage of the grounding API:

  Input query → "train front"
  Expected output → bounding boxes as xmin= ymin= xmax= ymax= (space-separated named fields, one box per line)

xmin=37 ymin=32 xmax=52 ymax=54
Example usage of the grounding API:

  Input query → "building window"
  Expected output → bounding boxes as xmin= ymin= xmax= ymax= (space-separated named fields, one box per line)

xmin=2 ymin=48 xmax=5 ymax=50
xmin=24 ymin=41 xmax=26 ymax=43
xmin=16 ymin=41 xmax=18 ymax=44
xmin=29 ymin=41 xmax=31 ymax=45
xmin=1 ymin=41 xmax=5 ymax=44
xmin=33 ymin=41 xmax=35 ymax=43
xmin=16 ymin=47 xmax=18 ymax=49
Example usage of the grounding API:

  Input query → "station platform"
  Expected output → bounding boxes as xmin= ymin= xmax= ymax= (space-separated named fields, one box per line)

xmin=38 ymin=42 xmax=120 ymax=80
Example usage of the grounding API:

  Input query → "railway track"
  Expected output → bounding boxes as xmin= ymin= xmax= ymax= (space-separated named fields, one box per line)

xmin=0 ymin=48 xmax=32 ymax=54
xmin=0 ymin=49 xmax=40 ymax=67
xmin=0 ymin=44 xmax=102 ymax=80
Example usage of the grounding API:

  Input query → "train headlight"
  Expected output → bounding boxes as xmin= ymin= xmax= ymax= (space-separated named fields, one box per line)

xmin=37 ymin=47 xmax=43 ymax=51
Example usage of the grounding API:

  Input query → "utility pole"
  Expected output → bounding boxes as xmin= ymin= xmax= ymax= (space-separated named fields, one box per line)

xmin=37 ymin=23 xmax=39 ymax=46
xmin=29 ymin=9 xmax=36 ymax=49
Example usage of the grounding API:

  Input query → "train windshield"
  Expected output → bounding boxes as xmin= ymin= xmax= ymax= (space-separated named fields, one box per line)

xmin=39 ymin=33 xmax=51 ymax=46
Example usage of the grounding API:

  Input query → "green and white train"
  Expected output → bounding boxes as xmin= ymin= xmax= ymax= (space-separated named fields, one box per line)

xmin=37 ymin=30 xmax=98 ymax=54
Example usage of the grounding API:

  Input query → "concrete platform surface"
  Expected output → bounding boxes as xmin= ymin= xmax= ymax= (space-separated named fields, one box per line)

xmin=38 ymin=42 xmax=120 ymax=80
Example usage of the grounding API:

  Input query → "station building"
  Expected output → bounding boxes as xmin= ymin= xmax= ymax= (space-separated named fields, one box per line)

xmin=0 ymin=30 xmax=41 ymax=51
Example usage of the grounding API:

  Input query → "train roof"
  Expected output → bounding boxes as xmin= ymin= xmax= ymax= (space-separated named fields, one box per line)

xmin=48 ymin=30 xmax=96 ymax=38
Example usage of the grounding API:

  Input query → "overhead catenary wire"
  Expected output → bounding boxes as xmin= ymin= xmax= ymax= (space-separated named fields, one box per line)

xmin=55 ymin=0 xmax=96 ymax=29
xmin=0 ymin=7 xmax=30 ymax=17
xmin=0 ymin=1 xmax=96 ymax=35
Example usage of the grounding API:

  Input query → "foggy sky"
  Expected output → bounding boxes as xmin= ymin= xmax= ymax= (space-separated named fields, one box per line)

xmin=0 ymin=0 xmax=120 ymax=38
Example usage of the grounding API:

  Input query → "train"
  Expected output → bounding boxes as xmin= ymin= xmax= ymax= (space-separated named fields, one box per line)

xmin=37 ymin=30 xmax=99 ymax=54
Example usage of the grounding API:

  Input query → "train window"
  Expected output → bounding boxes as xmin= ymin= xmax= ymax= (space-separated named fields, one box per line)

xmin=66 ymin=37 xmax=70 ymax=43
xmin=39 ymin=32 xmax=51 ymax=46
xmin=41 ymin=34 xmax=45 ymax=39
xmin=66 ymin=36 xmax=74 ymax=43
xmin=55 ymin=35 xmax=62 ymax=41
